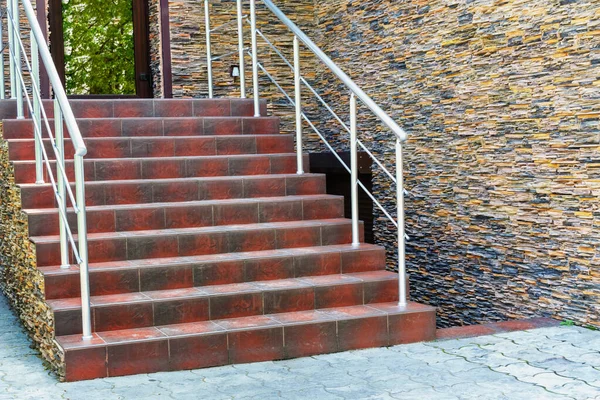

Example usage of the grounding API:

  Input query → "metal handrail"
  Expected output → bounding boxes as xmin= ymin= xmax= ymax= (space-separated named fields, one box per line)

xmin=22 ymin=0 xmax=86 ymax=156
xmin=252 ymin=26 xmax=400 ymax=185
xmin=260 ymin=0 xmax=408 ymax=142
xmin=205 ymin=0 xmax=409 ymax=306
xmin=252 ymin=53 xmax=409 ymax=239
xmin=4 ymin=0 xmax=92 ymax=339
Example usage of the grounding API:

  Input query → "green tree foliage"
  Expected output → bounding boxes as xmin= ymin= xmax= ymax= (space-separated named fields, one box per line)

xmin=62 ymin=0 xmax=135 ymax=95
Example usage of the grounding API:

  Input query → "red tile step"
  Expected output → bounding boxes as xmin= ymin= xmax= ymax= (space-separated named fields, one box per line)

xmin=26 ymin=194 xmax=344 ymax=236
xmin=0 ymin=98 xmax=267 ymax=119
xmin=19 ymin=173 xmax=326 ymax=209
xmin=2 ymin=116 xmax=280 ymax=139
xmin=48 ymin=270 xmax=401 ymax=336
xmin=31 ymin=218 xmax=363 ymax=266
xmin=41 ymin=243 xmax=385 ymax=299
xmin=57 ymin=302 xmax=436 ymax=381
xmin=12 ymin=153 xmax=308 ymax=183
xmin=6 ymin=135 xmax=293 ymax=161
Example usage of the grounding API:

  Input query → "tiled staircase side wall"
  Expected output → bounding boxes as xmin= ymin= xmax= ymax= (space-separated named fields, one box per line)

xmin=0 ymin=125 xmax=62 ymax=376
xmin=309 ymin=0 xmax=600 ymax=328
xmin=152 ymin=0 xmax=317 ymax=133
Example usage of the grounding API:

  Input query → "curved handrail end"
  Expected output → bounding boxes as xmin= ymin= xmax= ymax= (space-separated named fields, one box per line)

xmin=74 ymin=147 xmax=88 ymax=157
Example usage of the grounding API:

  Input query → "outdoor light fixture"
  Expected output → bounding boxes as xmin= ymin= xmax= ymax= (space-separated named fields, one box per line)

xmin=230 ymin=65 xmax=240 ymax=78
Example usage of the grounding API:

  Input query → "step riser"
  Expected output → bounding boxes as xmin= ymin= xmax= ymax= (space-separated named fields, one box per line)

xmin=0 ymin=99 xmax=267 ymax=120
xmin=3 ymin=117 xmax=280 ymax=139
xmin=44 ymin=246 xmax=385 ymax=299
xmin=28 ymin=196 xmax=342 ymax=236
xmin=7 ymin=135 xmax=294 ymax=160
xmin=20 ymin=175 xmax=326 ymax=209
xmin=35 ymin=221 xmax=364 ymax=266
xmin=14 ymin=154 xmax=307 ymax=184
xmin=61 ymin=306 xmax=436 ymax=381
xmin=53 ymin=277 xmax=399 ymax=336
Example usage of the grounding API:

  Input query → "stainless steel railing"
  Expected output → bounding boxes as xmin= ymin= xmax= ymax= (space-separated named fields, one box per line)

xmin=204 ymin=0 xmax=409 ymax=306
xmin=3 ymin=0 xmax=92 ymax=339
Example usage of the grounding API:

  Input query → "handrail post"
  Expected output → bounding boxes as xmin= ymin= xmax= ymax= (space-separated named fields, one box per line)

xmin=396 ymin=138 xmax=407 ymax=307
xmin=74 ymin=155 xmax=92 ymax=340
xmin=350 ymin=93 xmax=360 ymax=246
xmin=293 ymin=35 xmax=303 ymax=175
xmin=31 ymin=32 xmax=43 ymax=183
xmin=55 ymin=100 xmax=69 ymax=269
xmin=204 ymin=0 xmax=213 ymax=98
xmin=21 ymin=0 xmax=86 ymax=156
xmin=236 ymin=0 xmax=246 ymax=98
xmin=7 ymin=0 xmax=15 ymax=99
xmin=250 ymin=0 xmax=260 ymax=116
xmin=12 ymin=0 xmax=23 ymax=118
xmin=0 ymin=10 xmax=5 ymax=99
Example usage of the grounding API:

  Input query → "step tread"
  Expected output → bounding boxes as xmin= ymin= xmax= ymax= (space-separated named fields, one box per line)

xmin=31 ymin=218 xmax=353 ymax=243
xmin=47 ymin=270 xmax=398 ymax=312
xmin=18 ymin=173 xmax=325 ymax=188
xmin=56 ymin=301 xmax=436 ymax=381
xmin=12 ymin=152 xmax=297 ymax=164
xmin=6 ymin=134 xmax=292 ymax=143
xmin=24 ymin=194 xmax=342 ymax=214
xmin=0 ymin=98 xmax=267 ymax=119
xmin=39 ymin=243 xmax=383 ymax=275
xmin=5 ymin=116 xmax=280 ymax=122
xmin=57 ymin=301 xmax=435 ymax=345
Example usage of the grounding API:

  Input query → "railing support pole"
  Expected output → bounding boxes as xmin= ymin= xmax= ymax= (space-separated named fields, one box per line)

xmin=31 ymin=32 xmax=43 ymax=183
xmin=12 ymin=0 xmax=23 ymax=118
xmin=396 ymin=138 xmax=407 ymax=307
xmin=350 ymin=93 xmax=360 ymax=247
xmin=293 ymin=36 xmax=303 ymax=175
xmin=74 ymin=155 xmax=92 ymax=340
xmin=55 ymin=100 xmax=70 ymax=269
xmin=7 ymin=0 xmax=15 ymax=99
xmin=250 ymin=0 xmax=260 ymax=116
xmin=204 ymin=0 xmax=213 ymax=98
xmin=0 ymin=11 xmax=5 ymax=99
xmin=236 ymin=0 xmax=246 ymax=98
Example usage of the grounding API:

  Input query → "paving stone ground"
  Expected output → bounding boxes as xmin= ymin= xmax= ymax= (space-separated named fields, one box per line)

xmin=0 ymin=295 xmax=599 ymax=400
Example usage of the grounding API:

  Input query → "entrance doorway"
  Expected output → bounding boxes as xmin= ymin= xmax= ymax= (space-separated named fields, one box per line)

xmin=48 ymin=0 xmax=152 ymax=97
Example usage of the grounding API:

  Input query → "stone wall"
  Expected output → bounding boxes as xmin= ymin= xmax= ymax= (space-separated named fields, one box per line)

xmin=0 ymin=126 xmax=62 ymax=377
xmin=148 ymin=0 xmax=164 ymax=97
xmin=1 ymin=2 xmax=36 ymax=99
xmin=148 ymin=0 xmax=600 ymax=329
xmin=308 ymin=0 xmax=600 ymax=328
xmin=158 ymin=0 xmax=317 ymax=131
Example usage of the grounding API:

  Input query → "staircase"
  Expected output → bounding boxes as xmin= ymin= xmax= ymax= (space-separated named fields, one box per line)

xmin=1 ymin=98 xmax=436 ymax=381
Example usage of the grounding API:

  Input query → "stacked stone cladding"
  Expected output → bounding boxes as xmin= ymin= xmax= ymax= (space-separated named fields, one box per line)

xmin=149 ymin=0 xmax=318 ymax=133
xmin=142 ymin=0 xmax=600 ymax=329
xmin=148 ymin=0 xmax=163 ymax=97
xmin=309 ymin=0 xmax=600 ymax=328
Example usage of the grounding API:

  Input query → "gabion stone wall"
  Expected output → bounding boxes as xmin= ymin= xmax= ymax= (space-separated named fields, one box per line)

xmin=309 ymin=0 xmax=600 ymax=328
xmin=0 ymin=128 xmax=63 ymax=377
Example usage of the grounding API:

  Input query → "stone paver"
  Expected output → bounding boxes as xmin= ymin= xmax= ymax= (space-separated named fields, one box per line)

xmin=0 ymin=295 xmax=599 ymax=399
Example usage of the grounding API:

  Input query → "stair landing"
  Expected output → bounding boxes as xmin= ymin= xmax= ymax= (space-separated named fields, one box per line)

xmin=0 ymin=98 xmax=436 ymax=381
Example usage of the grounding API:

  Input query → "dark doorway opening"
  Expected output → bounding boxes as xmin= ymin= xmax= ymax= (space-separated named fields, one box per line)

xmin=48 ymin=0 xmax=152 ymax=98
xmin=309 ymin=152 xmax=375 ymax=244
